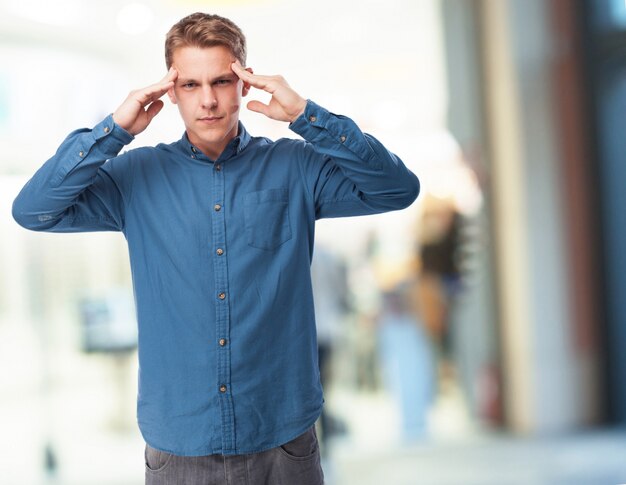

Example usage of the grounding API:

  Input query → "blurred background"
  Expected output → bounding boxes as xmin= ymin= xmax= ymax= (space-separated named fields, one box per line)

xmin=2 ymin=0 xmax=626 ymax=483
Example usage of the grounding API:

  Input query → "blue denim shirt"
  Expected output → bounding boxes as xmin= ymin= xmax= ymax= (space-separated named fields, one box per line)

xmin=13 ymin=100 xmax=419 ymax=456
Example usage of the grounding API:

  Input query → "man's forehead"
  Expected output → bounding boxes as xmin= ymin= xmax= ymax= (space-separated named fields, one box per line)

xmin=172 ymin=49 xmax=237 ymax=80
xmin=171 ymin=45 xmax=236 ymax=66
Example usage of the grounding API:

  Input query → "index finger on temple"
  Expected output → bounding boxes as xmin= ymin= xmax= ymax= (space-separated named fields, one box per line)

xmin=137 ymin=79 xmax=175 ymax=104
xmin=231 ymin=62 xmax=268 ymax=89
xmin=231 ymin=61 xmax=249 ymax=79
xmin=160 ymin=67 xmax=178 ymax=84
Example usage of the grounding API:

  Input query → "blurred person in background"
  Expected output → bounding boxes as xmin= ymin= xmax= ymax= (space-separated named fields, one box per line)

xmin=311 ymin=244 xmax=349 ymax=452
xmin=414 ymin=194 xmax=463 ymax=380
xmin=350 ymin=231 xmax=385 ymax=393
xmin=377 ymin=284 xmax=434 ymax=443
xmin=11 ymin=11 xmax=419 ymax=485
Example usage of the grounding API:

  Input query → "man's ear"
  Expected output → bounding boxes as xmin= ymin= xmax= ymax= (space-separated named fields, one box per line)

xmin=167 ymin=86 xmax=177 ymax=105
xmin=242 ymin=67 xmax=253 ymax=97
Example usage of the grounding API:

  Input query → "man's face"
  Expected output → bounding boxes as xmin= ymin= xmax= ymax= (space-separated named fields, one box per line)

xmin=168 ymin=45 xmax=250 ymax=160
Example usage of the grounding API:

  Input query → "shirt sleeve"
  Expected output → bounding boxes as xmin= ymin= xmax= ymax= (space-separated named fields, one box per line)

xmin=12 ymin=115 xmax=134 ymax=232
xmin=289 ymin=100 xmax=420 ymax=219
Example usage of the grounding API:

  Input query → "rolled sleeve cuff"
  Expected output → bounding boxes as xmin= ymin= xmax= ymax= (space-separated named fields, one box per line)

xmin=289 ymin=100 xmax=379 ymax=166
xmin=96 ymin=115 xmax=135 ymax=153
xmin=289 ymin=100 xmax=328 ymax=140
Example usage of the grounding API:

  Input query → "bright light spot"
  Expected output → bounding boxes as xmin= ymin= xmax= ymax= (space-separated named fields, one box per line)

xmin=116 ymin=3 xmax=154 ymax=36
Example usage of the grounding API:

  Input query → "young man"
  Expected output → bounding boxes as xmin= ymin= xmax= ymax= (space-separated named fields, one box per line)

xmin=13 ymin=12 xmax=419 ymax=485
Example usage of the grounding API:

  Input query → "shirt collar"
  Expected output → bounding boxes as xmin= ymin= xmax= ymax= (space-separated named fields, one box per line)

xmin=182 ymin=121 xmax=251 ymax=162
xmin=235 ymin=121 xmax=251 ymax=153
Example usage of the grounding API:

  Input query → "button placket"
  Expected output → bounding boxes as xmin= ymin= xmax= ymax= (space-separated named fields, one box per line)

xmin=211 ymin=150 xmax=235 ymax=452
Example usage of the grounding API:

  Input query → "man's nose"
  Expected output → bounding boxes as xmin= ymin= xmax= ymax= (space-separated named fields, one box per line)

xmin=201 ymin=86 xmax=217 ymax=109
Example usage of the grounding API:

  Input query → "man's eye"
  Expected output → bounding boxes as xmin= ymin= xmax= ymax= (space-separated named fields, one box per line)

xmin=182 ymin=82 xmax=196 ymax=88
xmin=215 ymin=79 xmax=231 ymax=86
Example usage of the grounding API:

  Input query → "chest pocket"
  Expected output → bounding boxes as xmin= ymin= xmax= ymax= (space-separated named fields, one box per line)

xmin=244 ymin=188 xmax=292 ymax=250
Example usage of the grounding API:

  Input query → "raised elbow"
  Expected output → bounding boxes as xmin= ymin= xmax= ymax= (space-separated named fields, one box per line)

xmin=398 ymin=172 xmax=420 ymax=209
xmin=11 ymin=198 xmax=29 ymax=229
xmin=12 ymin=198 xmax=53 ymax=231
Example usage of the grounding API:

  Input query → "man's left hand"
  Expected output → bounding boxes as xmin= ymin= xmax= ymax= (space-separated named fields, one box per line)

xmin=231 ymin=62 xmax=307 ymax=123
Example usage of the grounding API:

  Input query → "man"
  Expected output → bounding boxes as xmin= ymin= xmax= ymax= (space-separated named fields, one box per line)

xmin=13 ymin=12 xmax=419 ymax=485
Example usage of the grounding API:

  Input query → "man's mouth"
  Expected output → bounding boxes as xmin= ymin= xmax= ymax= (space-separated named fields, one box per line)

xmin=199 ymin=116 xmax=223 ymax=124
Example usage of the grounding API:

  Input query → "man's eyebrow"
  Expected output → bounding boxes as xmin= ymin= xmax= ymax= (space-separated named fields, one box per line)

xmin=177 ymin=77 xmax=197 ymax=84
xmin=176 ymin=73 xmax=238 ymax=84
xmin=210 ymin=73 xmax=238 ymax=82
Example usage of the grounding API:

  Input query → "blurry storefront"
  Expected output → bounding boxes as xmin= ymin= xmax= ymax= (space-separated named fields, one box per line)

xmin=438 ymin=0 xmax=626 ymax=435
xmin=581 ymin=0 xmax=626 ymax=425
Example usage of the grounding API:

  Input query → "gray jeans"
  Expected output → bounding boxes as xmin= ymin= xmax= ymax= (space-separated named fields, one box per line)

xmin=145 ymin=426 xmax=324 ymax=485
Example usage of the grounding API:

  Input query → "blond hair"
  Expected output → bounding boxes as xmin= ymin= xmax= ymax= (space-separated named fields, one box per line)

xmin=165 ymin=13 xmax=247 ymax=69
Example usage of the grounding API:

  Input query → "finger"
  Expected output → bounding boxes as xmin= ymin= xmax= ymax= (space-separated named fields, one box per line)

xmin=247 ymin=100 xmax=270 ymax=116
xmin=135 ymin=69 xmax=177 ymax=104
xmin=145 ymin=99 xmax=165 ymax=121
xmin=151 ymin=74 xmax=177 ymax=94
xmin=160 ymin=67 xmax=178 ymax=84
xmin=135 ymin=80 xmax=175 ymax=106
xmin=231 ymin=62 xmax=254 ymax=83
xmin=230 ymin=61 xmax=247 ymax=78
xmin=231 ymin=62 xmax=273 ymax=91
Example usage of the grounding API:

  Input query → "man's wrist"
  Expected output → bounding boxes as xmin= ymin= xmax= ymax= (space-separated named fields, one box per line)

xmin=104 ymin=114 xmax=135 ymax=145
xmin=289 ymin=98 xmax=307 ymax=123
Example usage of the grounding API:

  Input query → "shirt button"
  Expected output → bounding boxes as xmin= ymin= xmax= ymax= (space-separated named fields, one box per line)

xmin=79 ymin=151 xmax=85 ymax=157
xmin=191 ymin=147 xmax=197 ymax=153
xmin=219 ymin=384 xmax=227 ymax=393
xmin=216 ymin=248 xmax=224 ymax=256
xmin=214 ymin=204 xmax=222 ymax=211
xmin=215 ymin=164 xmax=222 ymax=172
xmin=340 ymin=135 xmax=347 ymax=143
xmin=104 ymin=127 xmax=110 ymax=134
xmin=218 ymin=292 xmax=226 ymax=300
xmin=309 ymin=115 xmax=317 ymax=123
xmin=219 ymin=338 xmax=227 ymax=347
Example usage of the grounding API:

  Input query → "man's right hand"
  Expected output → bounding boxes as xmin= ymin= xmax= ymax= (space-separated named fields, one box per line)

xmin=112 ymin=68 xmax=178 ymax=136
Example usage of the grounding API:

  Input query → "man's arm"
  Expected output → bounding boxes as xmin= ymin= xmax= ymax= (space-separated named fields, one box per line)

xmin=231 ymin=63 xmax=419 ymax=218
xmin=12 ymin=69 xmax=177 ymax=232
